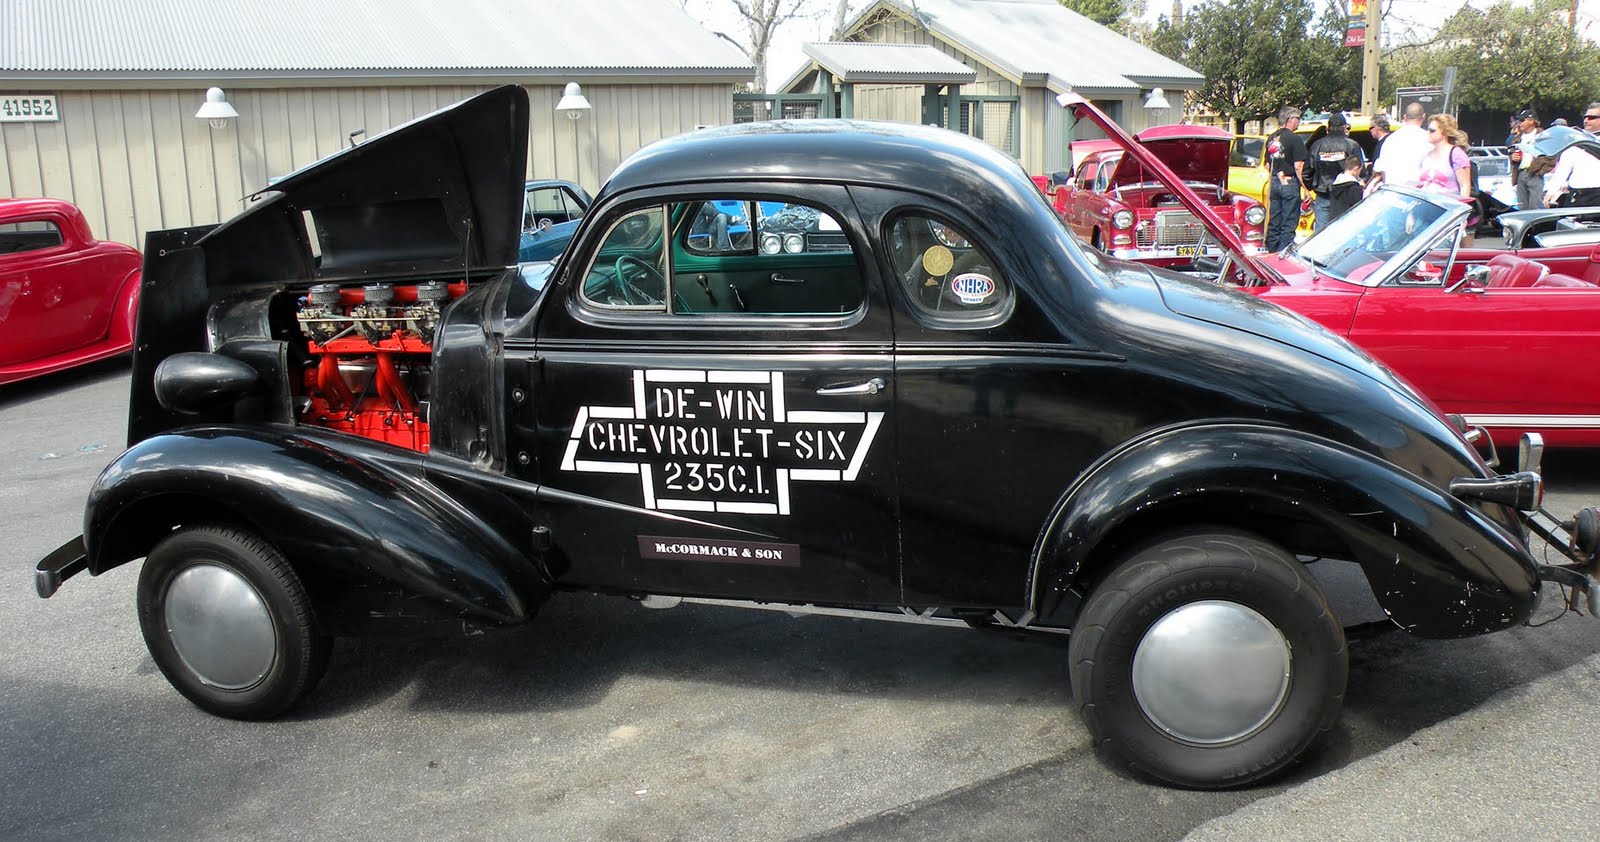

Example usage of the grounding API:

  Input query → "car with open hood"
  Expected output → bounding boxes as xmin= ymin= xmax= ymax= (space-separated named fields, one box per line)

xmin=1048 ymin=125 xmax=1264 ymax=267
xmin=36 ymin=86 xmax=1600 ymax=790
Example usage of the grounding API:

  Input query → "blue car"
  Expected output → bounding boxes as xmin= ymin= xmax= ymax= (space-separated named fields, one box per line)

xmin=518 ymin=179 xmax=591 ymax=262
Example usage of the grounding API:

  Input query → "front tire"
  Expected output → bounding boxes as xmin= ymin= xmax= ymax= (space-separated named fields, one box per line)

xmin=1069 ymin=529 xmax=1346 ymax=788
xmin=137 ymin=525 xmax=330 ymax=719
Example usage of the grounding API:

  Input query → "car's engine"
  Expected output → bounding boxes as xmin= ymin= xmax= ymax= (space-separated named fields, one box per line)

xmin=293 ymin=280 xmax=465 ymax=452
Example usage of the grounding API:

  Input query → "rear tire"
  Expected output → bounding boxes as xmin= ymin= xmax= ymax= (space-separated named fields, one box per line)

xmin=1069 ymin=529 xmax=1346 ymax=788
xmin=137 ymin=525 xmax=331 ymax=719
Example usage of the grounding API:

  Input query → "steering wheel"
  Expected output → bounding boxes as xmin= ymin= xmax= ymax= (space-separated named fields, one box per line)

xmin=611 ymin=255 xmax=665 ymax=305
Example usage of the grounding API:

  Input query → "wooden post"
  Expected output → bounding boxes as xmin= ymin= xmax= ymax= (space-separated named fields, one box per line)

xmin=1360 ymin=0 xmax=1381 ymax=115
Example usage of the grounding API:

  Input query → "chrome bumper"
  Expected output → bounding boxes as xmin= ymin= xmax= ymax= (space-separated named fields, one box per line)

xmin=35 ymin=535 xmax=87 ymax=599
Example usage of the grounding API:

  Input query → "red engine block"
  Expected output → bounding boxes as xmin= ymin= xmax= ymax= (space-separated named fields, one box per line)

xmin=295 ymin=280 xmax=466 ymax=452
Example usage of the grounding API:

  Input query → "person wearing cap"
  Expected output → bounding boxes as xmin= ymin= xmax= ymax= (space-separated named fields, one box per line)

xmin=1306 ymin=112 xmax=1365 ymax=231
xmin=1370 ymin=102 xmax=1430 ymax=193
xmin=1510 ymin=109 xmax=1543 ymax=209
xmin=1264 ymin=106 xmax=1310 ymax=252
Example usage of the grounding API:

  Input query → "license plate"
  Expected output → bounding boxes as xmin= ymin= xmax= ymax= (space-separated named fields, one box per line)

xmin=1176 ymin=244 xmax=1205 ymax=257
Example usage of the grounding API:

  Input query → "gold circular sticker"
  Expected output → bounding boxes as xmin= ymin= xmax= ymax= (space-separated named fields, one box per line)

xmin=922 ymin=245 xmax=954 ymax=276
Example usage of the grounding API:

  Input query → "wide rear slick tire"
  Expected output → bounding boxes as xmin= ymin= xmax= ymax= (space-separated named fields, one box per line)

xmin=137 ymin=525 xmax=331 ymax=720
xmin=1069 ymin=530 xmax=1347 ymax=788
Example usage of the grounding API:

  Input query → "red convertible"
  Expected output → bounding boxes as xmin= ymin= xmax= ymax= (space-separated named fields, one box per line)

xmin=1047 ymin=125 xmax=1265 ymax=268
xmin=1 ymin=198 xmax=141 ymax=385
xmin=1058 ymin=97 xmax=1600 ymax=449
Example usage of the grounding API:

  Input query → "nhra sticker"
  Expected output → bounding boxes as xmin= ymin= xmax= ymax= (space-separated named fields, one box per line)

xmin=560 ymin=369 xmax=884 ymax=516
xmin=949 ymin=273 xmax=996 ymax=305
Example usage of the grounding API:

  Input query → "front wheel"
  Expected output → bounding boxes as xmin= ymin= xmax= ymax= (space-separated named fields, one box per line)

xmin=1069 ymin=529 xmax=1346 ymax=788
xmin=137 ymin=525 xmax=331 ymax=719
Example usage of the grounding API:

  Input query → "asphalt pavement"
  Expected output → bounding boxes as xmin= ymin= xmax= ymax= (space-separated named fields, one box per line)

xmin=2 ymin=359 xmax=1598 ymax=841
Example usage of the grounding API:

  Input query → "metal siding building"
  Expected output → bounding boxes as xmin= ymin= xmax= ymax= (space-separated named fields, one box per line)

xmin=0 ymin=0 xmax=752 ymax=249
xmin=780 ymin=0 xmax=1202 ymax=176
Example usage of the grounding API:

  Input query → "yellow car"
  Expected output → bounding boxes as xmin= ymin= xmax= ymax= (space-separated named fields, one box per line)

xmin=1227 ymin=114 xmax=1378 ymax=245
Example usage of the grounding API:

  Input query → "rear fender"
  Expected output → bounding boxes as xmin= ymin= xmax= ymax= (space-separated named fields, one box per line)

xmin=1030 ymin=424 xmax=1540 ymax=638
xmin=85 ymin=426 xmax=546 ymax=625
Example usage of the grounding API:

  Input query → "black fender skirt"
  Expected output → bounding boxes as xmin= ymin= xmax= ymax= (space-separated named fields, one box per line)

xmin=84 ymin=425 xmax=542 ymax=624
xmin=1032 ymin=424 xmax=1540 ymax=639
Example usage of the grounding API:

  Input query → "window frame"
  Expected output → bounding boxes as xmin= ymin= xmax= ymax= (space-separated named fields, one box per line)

xmin=549 ymin=183 xmax=881 ymax=334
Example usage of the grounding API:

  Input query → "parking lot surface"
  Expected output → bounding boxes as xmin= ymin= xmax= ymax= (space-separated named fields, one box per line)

xmin=3 ymin=360 xmax=1598 ymax=841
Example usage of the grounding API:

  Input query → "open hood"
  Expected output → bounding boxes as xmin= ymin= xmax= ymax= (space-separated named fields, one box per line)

xmin=1058 ymin=93 xmax=1269 ymax=281
xmin=1110 ymin=125 xmax=1232 ymax=189
xmin=193 ymin=85 xmax=530 ymax=291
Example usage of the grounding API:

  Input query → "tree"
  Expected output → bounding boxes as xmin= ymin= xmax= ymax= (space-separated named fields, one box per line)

xmin=719 ymin=0 xmax=814 ymax=93
xmin=1058 ymin=0 xmax=1124 ymax=27
xmin=1147 ymin=0 xmax=1360 ymax=130
xmin=1385 ymin=0 xmax=1600 ymax=119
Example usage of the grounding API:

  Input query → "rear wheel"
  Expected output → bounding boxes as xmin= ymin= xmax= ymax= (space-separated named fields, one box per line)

xmin=137 ymin=525 xmax=330 ymax=719
xmin=1069 ymin=529 xmax=1346 ymax=788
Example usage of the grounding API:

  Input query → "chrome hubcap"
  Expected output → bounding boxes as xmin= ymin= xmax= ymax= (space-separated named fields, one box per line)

xmin=1131 ymin=600 xmax=1291 ymax=745
xmin=164 ymin=563 xmax=277 ymax=691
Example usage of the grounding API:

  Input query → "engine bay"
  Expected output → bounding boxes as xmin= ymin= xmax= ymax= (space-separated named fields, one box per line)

xmin=292 ymin=279 xmax=467 ymax=452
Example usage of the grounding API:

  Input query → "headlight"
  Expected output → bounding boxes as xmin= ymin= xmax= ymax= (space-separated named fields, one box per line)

xmin=1244 ymin=205 xmax=1265 ymax=225
xmin=760 ymin=233 xmax=782 ymax=255
xmin=783 ymin=233 xmax=804 ymax=253
xmin=1112 ymin=210 xmax=1134 ymax=229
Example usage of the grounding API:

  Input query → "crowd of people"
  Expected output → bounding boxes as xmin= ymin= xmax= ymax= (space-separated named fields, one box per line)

xmin=1261 ymin=100 xmax=1600 ymax=252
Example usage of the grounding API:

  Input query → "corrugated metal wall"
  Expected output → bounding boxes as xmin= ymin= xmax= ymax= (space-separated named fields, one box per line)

xmin=0 ymin=82 xmax=733 ymax=249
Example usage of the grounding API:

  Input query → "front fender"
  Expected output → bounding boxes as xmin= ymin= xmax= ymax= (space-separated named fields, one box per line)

xmin=85 ymin=425 xmax=543 ymax=624
xmin=1031 ymin=423 xmax=1540 ymax=638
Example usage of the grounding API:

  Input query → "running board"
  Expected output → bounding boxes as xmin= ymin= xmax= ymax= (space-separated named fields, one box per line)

xmin=638 ymin=595 xmax=1071 ymax=634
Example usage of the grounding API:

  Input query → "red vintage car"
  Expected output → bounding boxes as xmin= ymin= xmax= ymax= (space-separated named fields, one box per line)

xmin=1047 ymin=125 xmax=1265 ymax=267
xmin=1057 ymin=97 xmax=1600 ymax=449
xmin=0 ymin=198 xmax=141 ymax=385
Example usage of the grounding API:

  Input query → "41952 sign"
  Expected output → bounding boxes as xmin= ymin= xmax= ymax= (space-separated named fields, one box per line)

xmin=0 ymin=95 xmax=59 ymax=122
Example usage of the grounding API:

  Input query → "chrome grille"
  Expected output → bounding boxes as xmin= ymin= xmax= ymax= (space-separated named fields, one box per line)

xmin=1134 ymin=212 xmax=1241 ymax=250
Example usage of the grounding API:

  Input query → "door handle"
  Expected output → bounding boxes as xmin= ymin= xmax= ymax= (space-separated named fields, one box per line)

xmin=816 ymin=377 xmax=885 ymax=396
xmin=771 ymin=273 xmax=807 ymax=284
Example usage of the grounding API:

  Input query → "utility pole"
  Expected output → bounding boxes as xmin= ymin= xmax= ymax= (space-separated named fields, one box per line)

xmin=1360 ymin=0 xmax=1381 ymax=115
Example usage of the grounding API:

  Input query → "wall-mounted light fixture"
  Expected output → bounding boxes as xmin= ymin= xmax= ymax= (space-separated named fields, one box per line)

xmin=555 ymin=82 xmax=592 ymax=121
xmin=195 ymin=87 xmax=239 ymax=130
xmin=1144 ymin=88 xmax=1171 ymax=112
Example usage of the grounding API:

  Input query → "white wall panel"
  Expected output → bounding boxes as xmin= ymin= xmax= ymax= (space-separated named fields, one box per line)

xmin=1 ymin=82 xmax=732 ymax=249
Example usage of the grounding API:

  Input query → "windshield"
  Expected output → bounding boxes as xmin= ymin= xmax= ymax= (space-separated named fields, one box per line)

xmin=1294 ymin=190 xmax=1453 ymax=286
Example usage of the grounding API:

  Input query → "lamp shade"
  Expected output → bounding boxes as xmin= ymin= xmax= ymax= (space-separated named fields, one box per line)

xmin=1144 ymin=88 xmax=1171 ymax=111
xmin=555 ymin=82 xmax=592 ymax=118
xmin=195 ymin=87 xmax=239 ymax=120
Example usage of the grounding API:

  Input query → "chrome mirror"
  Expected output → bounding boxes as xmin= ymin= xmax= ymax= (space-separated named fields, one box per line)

xmin=1446 ymin=264 xmax=1491 ymax=293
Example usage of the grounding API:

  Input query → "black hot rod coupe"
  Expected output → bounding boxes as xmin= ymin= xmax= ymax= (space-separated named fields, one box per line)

xmin=35 ymin=86 xmax=1600 ymax=788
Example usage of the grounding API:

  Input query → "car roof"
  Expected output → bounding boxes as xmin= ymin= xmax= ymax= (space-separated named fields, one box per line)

xmin=1136 ymin=124 xmax=1232 ymax=142
xmin=596 ymin=119 xmax=1041 ymax=209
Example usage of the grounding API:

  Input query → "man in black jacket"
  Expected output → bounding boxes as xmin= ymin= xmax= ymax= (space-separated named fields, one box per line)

xmin=1305 ymin=113 xmax=1364 ymax=232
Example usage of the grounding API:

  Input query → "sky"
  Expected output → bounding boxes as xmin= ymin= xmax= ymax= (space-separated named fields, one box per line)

xmin=683 ymin=0 xmax=1543 ymax=92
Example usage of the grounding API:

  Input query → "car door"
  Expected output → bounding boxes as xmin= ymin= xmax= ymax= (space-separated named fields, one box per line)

xmin=520 ymin=183 xmax=901 ymax=605
xmin=0 ymin=210 xmax=105 ymax=364
xmin=1347 ymin=261 xmax=1600 ymax=424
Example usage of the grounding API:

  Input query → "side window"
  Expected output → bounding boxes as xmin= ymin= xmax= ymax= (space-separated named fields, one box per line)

xmin=525 ymin=187 xmax=572 ymax=230
xmin=888 ymin=215 xmax=1011 ymax=324
xmin=1094 ymin=157 xmax=1118 ymax=192
xmin=0 ymin=219 xmax=64 ymax=255
xmin=1076 ymin=161 xmax=1096 ymax=189
xmin=1231 ymin=137 xmax=1262 ymax=168
xmin=580 ymin=206 xmax=667 ymax=310
xmin=671 ymin=198 xmax=863 ymax=317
